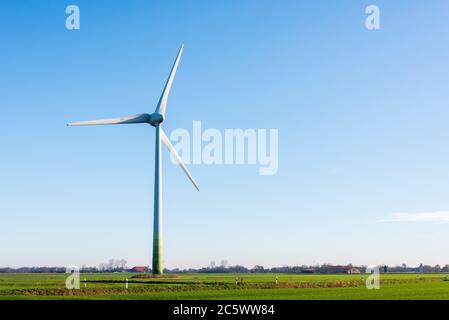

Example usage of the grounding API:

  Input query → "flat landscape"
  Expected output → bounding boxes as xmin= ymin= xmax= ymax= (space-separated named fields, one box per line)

xmin=1 ymin=273 xmax=449 ymax=300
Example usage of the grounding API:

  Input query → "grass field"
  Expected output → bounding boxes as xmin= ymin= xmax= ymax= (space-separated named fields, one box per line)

xmin=1 ymin=273 xmax=449 ymax=300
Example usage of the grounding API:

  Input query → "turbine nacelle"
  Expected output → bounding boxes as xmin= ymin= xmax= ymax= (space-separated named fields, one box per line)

xmin=149 ymin=112 xmax=164 ymax=126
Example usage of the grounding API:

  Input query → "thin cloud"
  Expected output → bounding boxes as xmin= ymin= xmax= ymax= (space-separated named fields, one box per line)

xmin=386 ymin=211 xmax=449 ymax=223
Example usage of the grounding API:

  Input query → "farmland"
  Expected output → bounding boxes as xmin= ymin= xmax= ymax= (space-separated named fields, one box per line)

xmin=1 ymin=273 xmax=449 ymax=300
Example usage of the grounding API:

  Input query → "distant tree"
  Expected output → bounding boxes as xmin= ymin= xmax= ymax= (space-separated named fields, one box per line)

xmin=419 ymin=264 xmax=424 ymax=273
xmin=220 ymin=260 xmax=229 ymax=268
xmin=251 ymin=265 xmax=265 ymax=273
xmin=119 ymin=259 xmax=127 ymax=270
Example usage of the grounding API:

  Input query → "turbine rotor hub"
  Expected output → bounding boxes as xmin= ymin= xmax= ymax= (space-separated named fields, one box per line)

xmin=149 ymin=112 xmax=164 ymax=126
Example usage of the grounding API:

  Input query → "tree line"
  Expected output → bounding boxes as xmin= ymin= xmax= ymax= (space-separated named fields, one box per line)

xmin=1 ymin=263 xmax=448 ymax=274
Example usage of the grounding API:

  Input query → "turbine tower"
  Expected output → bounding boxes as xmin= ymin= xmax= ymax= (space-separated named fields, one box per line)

xmin=68 ymin=45 xmax=199 ymax=275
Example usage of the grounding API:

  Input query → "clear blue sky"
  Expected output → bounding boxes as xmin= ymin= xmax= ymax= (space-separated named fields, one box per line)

xmin=1 ymin=0 xmax=449 ymax=268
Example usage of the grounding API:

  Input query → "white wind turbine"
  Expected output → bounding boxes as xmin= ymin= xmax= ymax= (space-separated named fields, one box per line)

xmin=68 ymin=45 xmax=199 ymax=275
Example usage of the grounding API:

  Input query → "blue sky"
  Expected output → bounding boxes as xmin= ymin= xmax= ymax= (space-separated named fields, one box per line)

xmin=1 ymin=0 xmax=449 ymax=268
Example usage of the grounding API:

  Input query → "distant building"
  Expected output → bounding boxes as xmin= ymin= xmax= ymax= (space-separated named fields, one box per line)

xmin=130 ymin=266 xmax=149 ymax=273
xmin=301 ymin=269 xmax=315 ymax=274
xmin=347 ymin=268 xmax=361 ymax=274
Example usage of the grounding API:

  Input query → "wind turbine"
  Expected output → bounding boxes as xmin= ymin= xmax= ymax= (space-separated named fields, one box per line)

xmin=68 ymin=45 xmax=199 ymax=275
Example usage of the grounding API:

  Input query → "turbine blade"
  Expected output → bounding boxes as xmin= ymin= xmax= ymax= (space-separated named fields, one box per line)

xmin=155 ymin=45 xmax=184 ymax=117
xmin=67 ymin=113 xmax=150 ymax=126
xmin=160 ymin=128 xmax=200 ymax=192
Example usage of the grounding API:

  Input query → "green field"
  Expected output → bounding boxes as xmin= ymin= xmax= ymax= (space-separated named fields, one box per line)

xmin=1 ymin=273 xmax=449 ymax=300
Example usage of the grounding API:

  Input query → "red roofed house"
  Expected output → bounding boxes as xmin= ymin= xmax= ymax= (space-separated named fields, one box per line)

xmin=131 ymin=266 xmax=149 ymax=273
